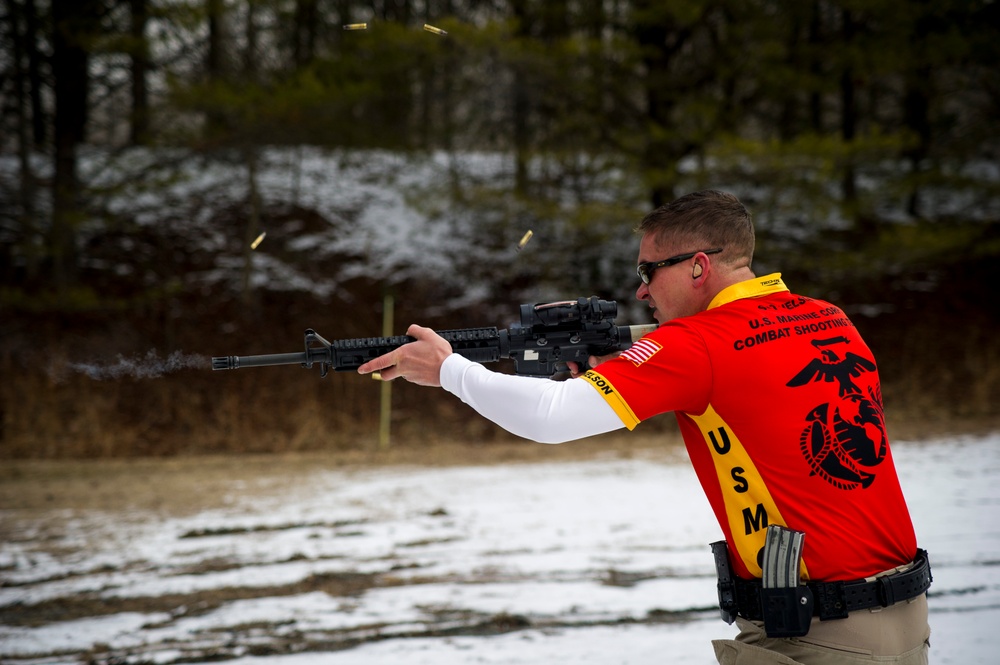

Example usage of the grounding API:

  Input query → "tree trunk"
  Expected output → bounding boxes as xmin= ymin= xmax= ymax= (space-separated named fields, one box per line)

xmin=779 ymin=8 xmax=803 ymax=141
xmin=511 ymin=0 xmax=532 ymax=196
xmin=807 ymin=0 xmax=823 ymax=134
xmin=243 ymin=0 xmax=258 ymax=76
xmin=50 ymin=0 xmax=98 ymax=292
xmin=130 ymin=0 xmax=150 ymax=145
xmin=839 ymin=8 xmax=858 ymax=219
xmin=292 ymin=0 xmax=318 ymax=67
xmin=633 ymin=2 xmax=677 ymax=208
xmin=8 ymin=0 xmax=40 ymax=281
xmin=205 ymin=0 xmax=229 ymax=138
xmin=903 ymin=74 xmax=931 ymax=218
xmin=22 ymin=0 xmax=46 ymax=147
xmin=206 ymin=0 xmax=225 ymax=76
xmin=903 ymin=6 xmax=934 ymax=219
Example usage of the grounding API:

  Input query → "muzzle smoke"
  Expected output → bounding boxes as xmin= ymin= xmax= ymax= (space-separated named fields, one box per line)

xmin=63 ymin=350 xmax=209 ymax=380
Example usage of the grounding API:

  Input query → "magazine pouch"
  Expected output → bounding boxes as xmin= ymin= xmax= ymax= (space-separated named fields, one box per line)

xmin=761 ymin=525 xmax=814 ymax=638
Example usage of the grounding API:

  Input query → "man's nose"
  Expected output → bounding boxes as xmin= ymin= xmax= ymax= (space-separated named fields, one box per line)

xmin=636 ymin=281 xmax=649 ymax=301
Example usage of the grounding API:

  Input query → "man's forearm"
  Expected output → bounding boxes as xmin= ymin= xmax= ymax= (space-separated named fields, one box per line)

xmin=439 ymin=354 xmax=625 ymax=443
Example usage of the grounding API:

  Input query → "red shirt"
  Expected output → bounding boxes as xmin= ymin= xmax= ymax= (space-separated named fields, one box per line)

xmin=584 ymin=274 xmax=917 ymax=581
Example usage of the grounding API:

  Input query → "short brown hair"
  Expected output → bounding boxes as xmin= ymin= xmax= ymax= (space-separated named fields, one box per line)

xmin=636 ymin=190 xmax=754 ymax=267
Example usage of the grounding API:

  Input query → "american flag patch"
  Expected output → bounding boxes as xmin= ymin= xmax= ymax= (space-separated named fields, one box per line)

xmin=620 ymin=337 xmax=662 ymax=367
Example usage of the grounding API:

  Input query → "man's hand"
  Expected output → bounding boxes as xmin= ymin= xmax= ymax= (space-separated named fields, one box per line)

xmin=357 ymin=324 xmax=453 ymax=387
xmin=566 ymin=351 xmax=622 ymax=378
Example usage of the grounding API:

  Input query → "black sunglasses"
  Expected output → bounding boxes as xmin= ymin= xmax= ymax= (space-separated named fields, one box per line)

xmin=636 ymin=248 xmax=723 ymax=285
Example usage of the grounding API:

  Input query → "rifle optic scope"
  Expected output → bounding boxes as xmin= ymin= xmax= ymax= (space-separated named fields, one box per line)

xmin=524 ymin=296 xmax=616 ymax=328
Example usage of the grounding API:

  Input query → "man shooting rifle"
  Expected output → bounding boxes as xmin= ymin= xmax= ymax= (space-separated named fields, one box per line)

xmin=357 ymin=190 xmax=931 ymax=664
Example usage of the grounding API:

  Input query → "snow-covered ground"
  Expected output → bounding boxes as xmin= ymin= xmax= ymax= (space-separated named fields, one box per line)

xmin=1 ymin=433 xmax=997 ymax=663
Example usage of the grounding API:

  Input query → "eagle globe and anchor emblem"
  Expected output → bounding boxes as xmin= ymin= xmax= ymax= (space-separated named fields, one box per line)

xmin=786 ymin=336 xmax=888 ymax=490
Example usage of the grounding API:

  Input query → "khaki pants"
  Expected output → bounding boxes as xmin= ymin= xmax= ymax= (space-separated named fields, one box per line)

xmin=712 ymin=594 xmax=929 ymax=665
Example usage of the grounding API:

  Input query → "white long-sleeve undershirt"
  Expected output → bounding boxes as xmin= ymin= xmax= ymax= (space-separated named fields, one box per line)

xmin=438 ymin=353 xmax=626 ymax=443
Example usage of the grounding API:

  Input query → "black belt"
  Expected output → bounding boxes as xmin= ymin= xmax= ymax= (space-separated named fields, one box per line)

xmin=729 ymin=549 xmax=932 ymax=622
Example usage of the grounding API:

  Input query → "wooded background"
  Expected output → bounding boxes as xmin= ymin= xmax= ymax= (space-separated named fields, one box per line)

xmin=2 ymin=1 xmax=998 ymax=457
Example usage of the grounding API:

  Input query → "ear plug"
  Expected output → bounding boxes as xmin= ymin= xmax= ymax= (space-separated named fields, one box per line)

xmin=692 ymin=263 xmax=703 ymax=278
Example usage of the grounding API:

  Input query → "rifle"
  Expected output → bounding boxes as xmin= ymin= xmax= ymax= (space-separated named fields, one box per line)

xmin=211 ymin=296 xmax=658 ymax=378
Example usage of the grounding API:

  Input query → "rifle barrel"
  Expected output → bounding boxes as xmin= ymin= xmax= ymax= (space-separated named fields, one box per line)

xmin=212 ymin=352 xmax=309 ymax=370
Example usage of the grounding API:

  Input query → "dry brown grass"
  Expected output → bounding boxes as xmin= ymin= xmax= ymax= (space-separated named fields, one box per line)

xmin=2 ymin=285 xmax=997 ymax=460
xmin=2 ymin=341 xmax=996 ymax=460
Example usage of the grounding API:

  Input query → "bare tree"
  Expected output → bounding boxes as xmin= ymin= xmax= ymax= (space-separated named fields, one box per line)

xmin=129 ymin=0 xmax=150 ymax=144
xmin=49 ymin=0 xmax=102 ymax=292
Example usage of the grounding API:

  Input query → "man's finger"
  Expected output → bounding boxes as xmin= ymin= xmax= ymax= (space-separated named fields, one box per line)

xmin=358 ymin=352 xmax=399 ymax=375
xmin=373 ymin=365 xmax=404 ymax=381
xmin=407 ymin=323 xmax=435 ymax=340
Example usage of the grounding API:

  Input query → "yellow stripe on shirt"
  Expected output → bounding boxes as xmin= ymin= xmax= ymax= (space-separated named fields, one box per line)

xmin=689 ymin=404 xmax=810 ymax=581
xmin=581 ymin=370 xmax=641 ymax=430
